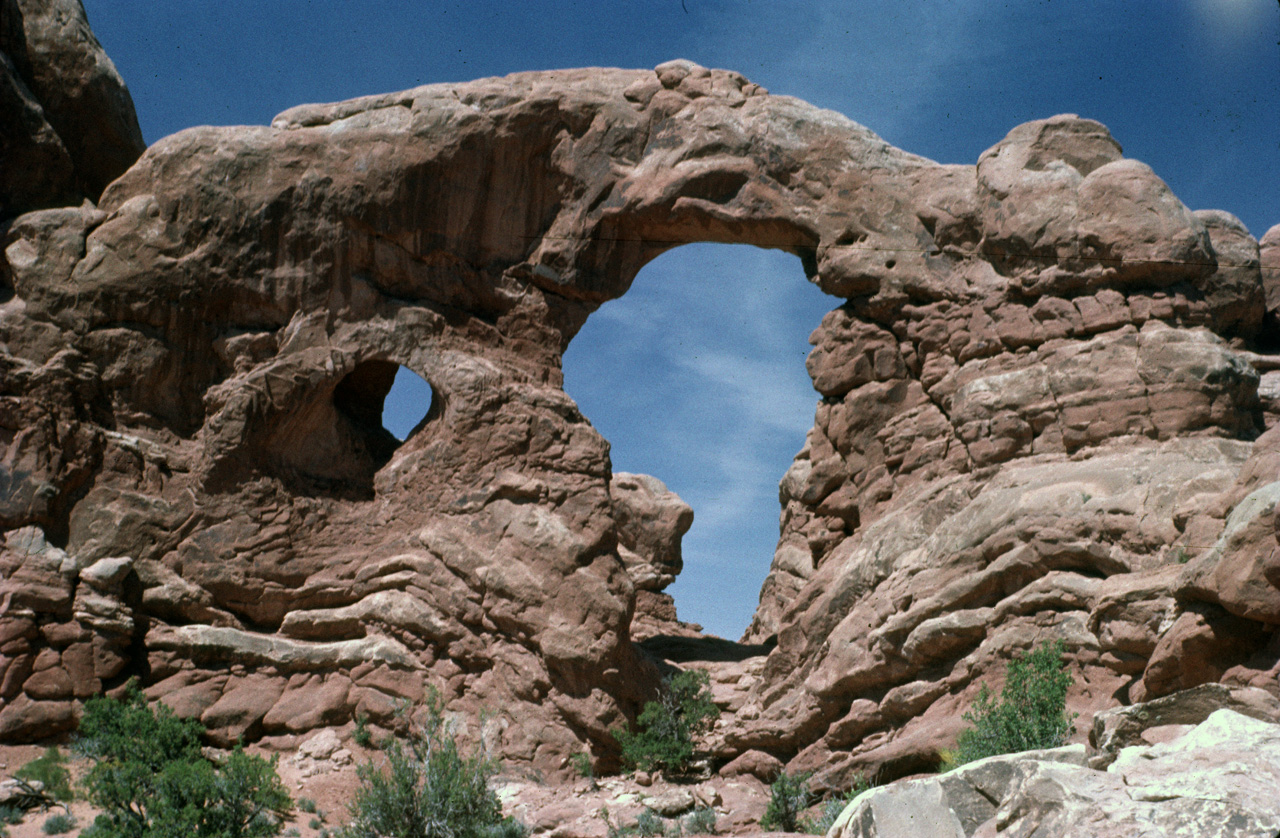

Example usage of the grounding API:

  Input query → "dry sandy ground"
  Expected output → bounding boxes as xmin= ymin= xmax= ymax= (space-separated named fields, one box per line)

xmin=0 ymin=732 xmax=807 ymax=838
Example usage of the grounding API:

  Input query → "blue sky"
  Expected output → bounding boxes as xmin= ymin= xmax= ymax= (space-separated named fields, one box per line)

xmin=84 ymin=1 xmax=1279 ymax=639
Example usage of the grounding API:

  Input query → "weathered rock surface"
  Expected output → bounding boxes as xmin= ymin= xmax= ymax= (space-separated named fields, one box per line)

xmin=611 ymin=472 xmax=698 ymax=640
xmin=829 ymin=688 xmax=1280 ymax=838
xmin=0 ymin=0 xmax=145 ymax=218
xmin=1 ymin=5 xmax=1278 ymax=784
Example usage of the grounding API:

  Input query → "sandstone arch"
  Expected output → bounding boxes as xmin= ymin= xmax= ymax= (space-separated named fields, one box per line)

xmin=563 ymin=240 xmax=832 ymax=639
xmin=3 ymin=29 xmax=1280 ymax=784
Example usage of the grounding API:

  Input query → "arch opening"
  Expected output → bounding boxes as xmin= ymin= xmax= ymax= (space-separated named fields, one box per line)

xmin=333 ymin=359 xmax=401 ymax=463
xmin=273 ymin=360 xmax=436 ymax=499
xmin=563 ymin=243 xmax=834 ymax=641
xmin=381 ymin=365 xmax=437 ymax=442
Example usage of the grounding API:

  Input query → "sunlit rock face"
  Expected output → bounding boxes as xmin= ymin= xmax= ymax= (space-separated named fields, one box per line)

xmin=2 ymin=4 xmax=1279 ymax=782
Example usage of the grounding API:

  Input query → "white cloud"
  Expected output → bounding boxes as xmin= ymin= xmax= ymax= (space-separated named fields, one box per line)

xmin=1184 ymin=0 xmax=1274 ymax=48
xmin=715 ymin=0 xmax=1007 ymax=151
xmin=563 ymin=242 xmax=832 ymax=638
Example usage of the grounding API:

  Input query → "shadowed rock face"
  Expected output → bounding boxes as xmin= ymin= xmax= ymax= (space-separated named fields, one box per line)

xmin=1 ymin=12 xmax=1279 ymax=782
xmin=0 ymin=0 xmax=145 ymax=218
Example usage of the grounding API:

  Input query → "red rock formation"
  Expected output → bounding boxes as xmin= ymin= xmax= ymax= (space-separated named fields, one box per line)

xmin=0 ymin=0 xmax=145 ymax=218
xmin=1 ymin=8 xmax=1277 ymax=783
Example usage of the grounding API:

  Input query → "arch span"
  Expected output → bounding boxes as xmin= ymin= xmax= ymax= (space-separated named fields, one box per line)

xmin=565 ymin=243 xmax=833 ymax=640
xmin=3 ymin=56 xmax=1267 ymax=785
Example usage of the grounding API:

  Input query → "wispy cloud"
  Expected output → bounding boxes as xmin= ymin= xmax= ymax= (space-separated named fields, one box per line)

xmin=1183 ymin=0 xmax=1274 ymax=49
xmin=563 ymin=242 xmax=831 ymax=637
xmin=688 ymin=0 xmax=1009 ymax=155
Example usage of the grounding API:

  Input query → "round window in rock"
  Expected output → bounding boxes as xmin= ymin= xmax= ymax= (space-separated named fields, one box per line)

xmin=275 ymin=360 xmax=436 ymax=498
xmin=381 ymin=365 xmax=436 ymax=441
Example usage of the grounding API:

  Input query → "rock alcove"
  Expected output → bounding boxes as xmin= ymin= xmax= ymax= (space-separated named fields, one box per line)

xmin=4 ymin=19 xmax=1280 ymax=790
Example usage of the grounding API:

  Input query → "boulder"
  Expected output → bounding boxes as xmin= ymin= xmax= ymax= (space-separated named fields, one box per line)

xmin=830 ymin=708 xmax=1280 ymax=838
xmin=0 ymin=0 xmax=145 ymax=217
xmin=1089 ymin=683 xmax=1280 ymax=764
xmin=720 ymin=749 xmax=784 ymax=782
xmin=611 ymin=473 xmax=693 ymax=592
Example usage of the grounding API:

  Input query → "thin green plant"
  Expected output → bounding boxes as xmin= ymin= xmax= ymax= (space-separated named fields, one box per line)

xmin=336 ymin=691 xmax=526 ymax=838
xmin=943 ymin=638 xmax=1078 ymax=770
xmin=806 ymin=776 xmax=871 ymax=834
xmin=613 ymin=670 xmax=720 ymax=775
xmin=76 ymin=680 xmax=292 ymax=838
xmin=760 ymin=771 xmax=811 ymax=833
xmin=352 ymin=712 xmax=374 ymax=749
xmin=681 ymin=807 xmax=717 ymax=836
xmin=16 ymin=747 xmax=74 ymax=802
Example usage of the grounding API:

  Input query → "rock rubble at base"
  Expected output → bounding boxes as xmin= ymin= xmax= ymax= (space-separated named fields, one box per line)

xmin=830 ymin=686 xmax=1280 ymax=838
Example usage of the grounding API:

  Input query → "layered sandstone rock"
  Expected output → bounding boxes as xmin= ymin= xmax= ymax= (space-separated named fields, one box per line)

xmin=1 ymin=6 xmax=1278 ymax=783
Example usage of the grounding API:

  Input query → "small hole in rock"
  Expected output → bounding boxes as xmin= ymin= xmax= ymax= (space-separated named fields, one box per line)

xmin=884 ymin=259 xmax=896 ymax=269
xmin=381 ymin=365 xmax=435 ymax=441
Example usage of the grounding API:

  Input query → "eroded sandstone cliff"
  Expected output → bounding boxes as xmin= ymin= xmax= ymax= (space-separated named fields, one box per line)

xmin=2 ymin=3 xmax=1278 ymax=785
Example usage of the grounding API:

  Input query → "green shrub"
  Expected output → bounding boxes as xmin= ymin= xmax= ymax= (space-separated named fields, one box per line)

xmin=352 ymin=713 xmax=373 ymax=749
xmin=41 ymin=813 xmax=76 ymax=835
xmin=298 ymin=798 xmax=317 ymax=814
xmin=570 ymin=752 xmax=594 ymax=780
xmin=0 ymin=807 xmax=20 ymax=826
xmin=760 ymin=771 xmax=811 ymax=833
xmin=76 ymin=682 xmax=292 ymax=838
xmin=599 ymin=808 xmax=686 ymax=838
xmin=16 ymin=746 xmax=74 ymax=802
xmin=634 ymin=809 xmax=665 ymax=838
xmin=599 ymin=808 xmax=629 ymax=838
xmin=336 ymin=693 xmax=525 ymax=838
xmin=681 ymin=807 xmax=717 ymax=836
xmin=806 ymin=776 xmax=871 ymax=835
xmin=613 ymin=670 xmax=720 ymax=774
xmin=946 ymin=639 xmax=1078 ymax=769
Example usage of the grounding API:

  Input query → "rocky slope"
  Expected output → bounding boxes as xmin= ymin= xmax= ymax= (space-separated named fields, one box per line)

xmin=2 ymin=1 xmax=1279 ymax=787
xmin=830 ymin=684 xmax=1280 ymax=837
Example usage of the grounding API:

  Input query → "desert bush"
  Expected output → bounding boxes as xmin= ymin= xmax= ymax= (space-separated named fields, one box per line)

xmin=633 ymin=809 xmax=664 ymax=838
xmin=613 ymin=670 xmax=720 ymax=774
xmin=946 ymin=638 xmax=1077 ymax=769
xmin=352 ymin=712 xmax=374 ymax=749
xmin=337 ymin=692 xmax=525 ymax=838
xmin=41 ymin=812 xmax=76 ymax=835
xmin=806 ymin=776 xmax=871 ymax=835
xmin=760 ymin=771 xmax=811 ymax=833
xmin=77 ymin=681 xmax=292 ymax=838
xmin=601 ymin=807 xmax=705 ymax=838
xmin=570 ymin=751 xmax=594 ymax=780
xmin=681 ymin=807 xmax=717 ymax=835
xmin=16 ymin=746 xmax=74 ymax=802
